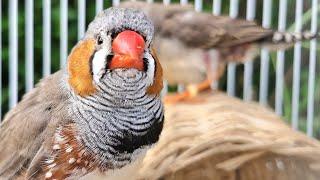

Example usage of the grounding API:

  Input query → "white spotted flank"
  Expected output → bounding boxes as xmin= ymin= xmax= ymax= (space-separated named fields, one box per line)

xmin=69 ymin=157 xmax=76 ymax=164
xmin=45 ymin=171 xmax=53 ymax=179
xmin=66 ymin=146 xmax=73 ymax=153
xmin=53 ymin=144 xmax=61 ymax=150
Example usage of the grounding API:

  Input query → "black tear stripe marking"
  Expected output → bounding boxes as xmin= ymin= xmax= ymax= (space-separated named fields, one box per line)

xmin=105 ymin=54 xmax=114 ymax=70
xmin=143 ymin=58 xmax=149 ymax=72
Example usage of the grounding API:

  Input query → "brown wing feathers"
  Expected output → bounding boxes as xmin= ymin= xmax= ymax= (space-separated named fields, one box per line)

xmin=30 ymin=124 xmax=97 ymax=179
xmin=0 ymin=72 xmax=70 ymax=179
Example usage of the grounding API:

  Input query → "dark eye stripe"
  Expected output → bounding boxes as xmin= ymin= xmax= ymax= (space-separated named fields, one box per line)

xmin=105 ymin=54 xmax=114 ymax=70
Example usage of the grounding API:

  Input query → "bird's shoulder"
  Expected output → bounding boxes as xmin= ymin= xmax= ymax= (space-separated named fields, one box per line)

xmin=0 ymin=70 xmax=73 ymax=179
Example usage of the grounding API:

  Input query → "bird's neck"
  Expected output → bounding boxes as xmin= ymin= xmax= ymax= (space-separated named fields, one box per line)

xmin=68 ymin=77 xmax=164 ymax=170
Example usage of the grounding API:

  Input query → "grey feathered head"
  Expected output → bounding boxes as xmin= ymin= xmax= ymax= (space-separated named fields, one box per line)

xmin=68 ymin=7 xmax=161 ymax=97
xmin=86 ymin=7 xmax=154 ymax=46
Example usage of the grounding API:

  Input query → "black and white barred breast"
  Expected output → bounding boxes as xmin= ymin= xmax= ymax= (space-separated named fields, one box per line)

xmin=70 ymin=69 xmax=164 ymax=169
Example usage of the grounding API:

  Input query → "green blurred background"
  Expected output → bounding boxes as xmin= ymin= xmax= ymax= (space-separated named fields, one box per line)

xmin=0 ymin=0 xmax=319 ymax=136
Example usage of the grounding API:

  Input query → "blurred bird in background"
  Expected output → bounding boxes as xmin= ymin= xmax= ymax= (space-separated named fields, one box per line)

xmin=120 ymin=1 xmax=318 ymax=103
xmin=0 ymin=7 xmax=164 ymax=179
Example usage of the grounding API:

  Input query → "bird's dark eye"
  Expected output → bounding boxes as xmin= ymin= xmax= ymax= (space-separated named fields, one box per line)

xmin=97 ymin=36 xmax=103 ymax=45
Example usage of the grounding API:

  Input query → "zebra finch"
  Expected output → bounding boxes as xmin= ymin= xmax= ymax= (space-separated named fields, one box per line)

xmin=0 ymin=7 xmax=164 ymax=179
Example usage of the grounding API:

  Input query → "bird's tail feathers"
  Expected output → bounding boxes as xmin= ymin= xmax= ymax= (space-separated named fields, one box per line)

xmin=258 ymin=30 xmax=318 ymax=51
xmin=271 ymin=31 xmax=318 ymax=43
xmin=216 ymin=31 xmax=318 ymax=64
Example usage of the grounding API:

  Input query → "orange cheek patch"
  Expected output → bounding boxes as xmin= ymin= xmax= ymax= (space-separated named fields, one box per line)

xmin=147 ymin=49 xmax=163 ymax=96
xmin=68 ymin=39 xmax=96 ymax=96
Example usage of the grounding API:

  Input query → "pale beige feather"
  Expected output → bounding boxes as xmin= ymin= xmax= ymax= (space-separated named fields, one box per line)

xmin=0 ymin=71 xmax=71 ymax=179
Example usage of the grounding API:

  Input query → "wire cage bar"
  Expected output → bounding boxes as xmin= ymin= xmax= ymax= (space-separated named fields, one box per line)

xmin=0 ymin=0 xmax=319 ymax=139
xmin=60 ymin=0 xmax=68 ymax=68
xmin=226 ymin=0 xmax=239 ymax=97
xmin=275 ymin=0 xmax=288 ymax=116
xmin=212 ymin=0 xmax=221 ymax=16
xmin=307 ymin=0 xmax=318 ymax=137
xmin=259 ymin=0 xmax=272 ymax=106
xmin=8 ymin=0 xmax=18 ymax=108
xmin=194 ymin=0 xmax=203 ymax=12
xmin=96 ymin=0 xmax=104 ymax=14
xmin=43 ymin=0 xmax=51 ymax=77
xmin=243 ymin=0 xmax=256 ymax=101
xmin=78 ymin=0 xmax=86 ymax=40
xmin=291 ymin=0 xmax=303 ymax=130
xmin=25 ymin=0 xmax=34 ymax=92
xmin=180 ymin=0 xmax=188 ymax=6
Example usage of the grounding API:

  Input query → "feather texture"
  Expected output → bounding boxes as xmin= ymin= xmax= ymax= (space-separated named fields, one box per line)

xmin=138 ymin=92 xmax=320 ymax=180
xmin=68 ymin=39 xmax=97 ymax=97
xmin=0 ymin=71 xmax=71 ymax=179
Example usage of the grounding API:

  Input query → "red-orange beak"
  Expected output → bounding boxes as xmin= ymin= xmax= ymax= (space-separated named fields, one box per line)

xmin=109 ymin=30 xmax=145 ymax=71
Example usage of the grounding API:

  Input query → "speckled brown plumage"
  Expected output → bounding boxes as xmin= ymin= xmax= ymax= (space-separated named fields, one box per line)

xmin=33 ymin=124 xmax=98 ymax=179
xmin=0 ymin=71 xmax=70 ymax=179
